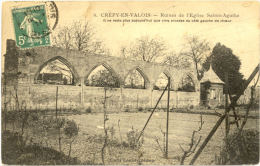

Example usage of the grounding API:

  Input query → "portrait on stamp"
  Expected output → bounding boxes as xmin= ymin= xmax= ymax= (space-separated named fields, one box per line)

xmin=12 ymin=5 xmax=50 ymax=48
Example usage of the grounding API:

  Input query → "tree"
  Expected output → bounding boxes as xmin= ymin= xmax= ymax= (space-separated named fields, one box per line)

xmin=124 ymin=70 xmax=145 ymax=89
xmin=203 ymin=43 xmax=245 ymax=94
xmin=52 ymin=20 xmax=108 ymax=55
xmin=52 ymin=26 xmax=73 ymax=50
xmin=180 ymin=36 xmax=210 ymax=80
xmin=64 ymin=120 xmax=79 ymax=161
xmin=123 ymin=35 xmax=166 ymax=62
xmin=86 ymin=69 xmax=120 ymax=88
xmin=163 ymin=51 xmax=192 ymax=69
xmin=178 ymin=75 xmax=196 ymax=92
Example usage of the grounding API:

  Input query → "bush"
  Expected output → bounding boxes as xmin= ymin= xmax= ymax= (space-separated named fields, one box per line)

xmin=5 ymin=111 xmax=17 ymax=123
xmin=124 ymin=106 xmax=130 ymax=112
xmin=64 ymin=120 xmax=79 ymax=138
xmin=85 ymin=107 xmax=92 ymax=113
xmin=138 ymin=107 xmax=143 ymax=112
xmin=72 ymin=109 xmax=81 ymax=115
xmin=216 ymin=105 xmax=225 ymax=109
xmin=126 ymin=127 xmax=144 ymax=149
xmin=216 ymin=129 xmax=259 ymax=165
xmin=2 ymin=130 xmax=81 ymax=165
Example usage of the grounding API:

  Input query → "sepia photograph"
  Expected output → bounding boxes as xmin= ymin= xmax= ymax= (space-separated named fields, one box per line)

xmin=1 ymin=1 xmax=260 ymax=165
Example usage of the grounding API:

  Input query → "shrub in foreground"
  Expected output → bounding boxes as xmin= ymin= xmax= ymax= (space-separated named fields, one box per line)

xmin=216 ymin=129 xmax=259 ymax=165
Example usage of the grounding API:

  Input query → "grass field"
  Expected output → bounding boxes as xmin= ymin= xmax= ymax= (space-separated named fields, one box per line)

xmin=63 ymin=110 xmax=259 ymax=165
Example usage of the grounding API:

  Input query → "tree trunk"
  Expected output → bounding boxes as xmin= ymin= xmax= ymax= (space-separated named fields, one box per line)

xmin=68 ymin=137 xmax=75 ymax=163
xmin=195 ymin=62 xmax=200 ymax=80
xmin=101 ymin=88 xmax=108 ymax=165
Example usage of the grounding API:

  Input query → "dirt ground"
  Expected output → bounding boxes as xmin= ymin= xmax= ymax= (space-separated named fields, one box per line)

xmin=63 ymin=110 xmax=259 ymax=165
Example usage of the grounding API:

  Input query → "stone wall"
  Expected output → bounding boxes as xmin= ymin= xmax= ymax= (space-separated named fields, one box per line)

xmin=3 ymin=82 xmax=200 ymax=112
xmin=3 ymin=39 xmax=201 ymax=112
xmin=237 ymin=85 xmax=260 ymax=105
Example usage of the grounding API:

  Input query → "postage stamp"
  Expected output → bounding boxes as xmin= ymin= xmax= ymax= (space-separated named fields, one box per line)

xmin=12 ymin=5 xmax=51 ymax=48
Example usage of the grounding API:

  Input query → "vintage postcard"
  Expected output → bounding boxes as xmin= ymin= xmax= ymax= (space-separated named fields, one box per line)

xmin=1 ymin=1 xmax=259 ymax=165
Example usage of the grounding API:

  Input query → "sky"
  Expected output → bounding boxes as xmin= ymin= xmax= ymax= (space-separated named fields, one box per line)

xmin=2 ymin=1 xmax=260 ymax=79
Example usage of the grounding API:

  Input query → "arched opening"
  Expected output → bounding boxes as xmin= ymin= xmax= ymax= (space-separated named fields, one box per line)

xmin=35 ymin=58 xmax=76 ymax=85
xmin=85 ymin=65 xmax=120 ymax=88
xmin=124 ymin=68 xmax=147 ymax=89
xmin=178 ymin=75 xmax=195 ymax=92
xmin=153 ymin=73 xmax=170 ymax=90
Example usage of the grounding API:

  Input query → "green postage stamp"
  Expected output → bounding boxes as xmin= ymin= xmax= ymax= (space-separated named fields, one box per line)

xmin=12 ymin=5 xmax=51 ymax=48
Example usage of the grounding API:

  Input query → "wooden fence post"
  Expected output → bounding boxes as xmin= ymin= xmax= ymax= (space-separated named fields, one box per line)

xmin=56 ymin=86 xmax=58 ymax=119
xmin=224 ymin=72 xmax=230 ymax=138
xmin=166 ymin=77 xmax=170 ymax=158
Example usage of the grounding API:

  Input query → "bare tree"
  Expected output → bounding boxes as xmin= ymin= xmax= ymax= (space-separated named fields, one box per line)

xmin=53 ymin=20 xmax=108 ymax=55
xmin=163 ymin=51 xmax=192 ymax=69
xmin=52 ymin=26 xmax=73 ymax=50
xmin=154 ymin=126 xmax=166 ymax=157
xmin=123 ymin=35 xmax=167 ymax=62
xmin=64 ymin=120 xmax=79 ymax=163
xmin=101 ymin=88 xmax=109 ymax=165
xmin=179 ymin=114 xmax=204 ymax=165
xmin=180 ymin=36 xmax=210 ymax=80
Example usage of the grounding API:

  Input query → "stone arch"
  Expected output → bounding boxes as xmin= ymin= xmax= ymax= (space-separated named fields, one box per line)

xmin=124 ymin=66 xmax=150 ymax=89
xmin=34 ymin=56 xmax=80 ymax=85
xmin=84 ymin=62 xmax=121 ymax=87
xmin=153 ymin=71 xmax=172 ymax=90
xmin=178 ymin=72 xmax=198 ymax=92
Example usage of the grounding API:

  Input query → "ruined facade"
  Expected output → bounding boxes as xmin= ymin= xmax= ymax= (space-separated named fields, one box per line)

xmin=3 ymin=39 xmax=201 ymax=112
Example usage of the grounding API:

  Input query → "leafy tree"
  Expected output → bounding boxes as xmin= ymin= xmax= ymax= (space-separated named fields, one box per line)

xmin=64 ymin=120 xmax=79 ymax=160
xmin=203 ymin=43 xmax=245 ymax=94
xmin=86 ymin=69 xmax=120 ymax=88
xmin=178 ymin=75 xmax=195 ymax=92
xmin=124 ymin=70 xmax=145 ymax=89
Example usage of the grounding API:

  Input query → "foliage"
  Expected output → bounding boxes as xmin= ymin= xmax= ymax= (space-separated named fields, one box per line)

xmin=124 ymin=106 xmax=130 ymax=112
xmin=87 ymin=69 xmax=120 ymax=88
xmin=5 ymin=111 xmax=17 ymax=123
xmin=138 ymin=107 xmax=144 ymax=112
xmin=124 ymin=69 xmax=145 ymax=89
xmin=29 ymin=116 xmax=66 ymax=138
xmin=126 ymin=126 xmax=144 ymax=149
xmin=2 ymin=130 xmax=80 ymax=165
xmin=64 ymin=120 xmax=79 ymax=138
xmin=203 ymin=43 xmax=245 ymax=94
xmin=216 ymin=129 xmax=259 ymax=164
xmin=178 ymin=75 xmax=195 ymax=92
xmin=177 ymin=84 xmax=195 ymax=92
xmin=85 ymin=107 xmax=92 ymax=113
